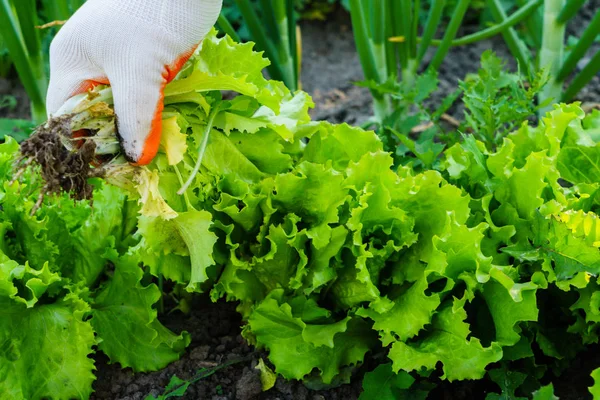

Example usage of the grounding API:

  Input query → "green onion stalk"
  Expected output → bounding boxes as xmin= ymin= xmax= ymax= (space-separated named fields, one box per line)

xmin=538 ymin=0 xmax=566 ymax=108
xmin=231 ymin=0 xmax=299 ymax=91
xmin=349 ymin=0 xmax=474 ymax=128
xmin=0 ymin=0 xmax=48 ymax=121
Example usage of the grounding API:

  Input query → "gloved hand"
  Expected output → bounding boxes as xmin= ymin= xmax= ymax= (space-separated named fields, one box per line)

xmin=47 ymin=0 xmax=223 ymax=165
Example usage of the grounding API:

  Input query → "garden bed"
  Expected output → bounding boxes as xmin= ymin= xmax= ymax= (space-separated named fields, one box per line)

xmin=90 ymin=6 xmax=600 ymax=400
xmin=3 ymin=5 xmax=600 ymax=400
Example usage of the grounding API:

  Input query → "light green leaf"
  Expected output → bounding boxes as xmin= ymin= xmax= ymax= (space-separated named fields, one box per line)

xmin=273 ymin=162 xmax=348 ymax=249
xmin=389 ymin=299 xmax=503 ymax=381
xmin=359 ymin=363 xmax=429 ymax=400
xmin=174 ymin=211 xmax=218 ymax=292
xmin=255 ymin=358 xmax=277 ymax=391
xmin=495 ymin=152 xmax=553 ymax=220
xmin=357 ymin=277 xmax=440 ymax=343
xmin=227 ymin=129 xmax=293 ymax=175
xmin=558 ymin=144 xmax=600 ymax=185
xmin=160 ymin=116 xmax=188 ymax=165
xmin=192 ymin=126 xmax=265 ymax=183
xmin=91 ymin=257 xmax=190 ymax=372
xmin=252 ymin=91 xmax=314 ymax=142
xmin=532 ymin=384 xmax=558 ymax=400
xmin=485 ymin=364 xmax=527 ymax=400
xmin=303 ymin=122 xmax=383 ymax=171
xmin=165 ymin=29 xmax=287 ymax=113
xmin=591 ymin=368 xmax=600 ymax=399
xmin=248 ymin=290 xmax=375 ymax=384
xmin=0 ymin=294 xmax=95 ymax=400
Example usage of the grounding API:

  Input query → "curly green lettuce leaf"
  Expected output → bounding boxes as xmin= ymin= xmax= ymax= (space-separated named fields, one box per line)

xmin=485 ymin=364 xmax=527 ymax=400
xmin=213 ymin=177 xmax=269 ymax=232
xmin=591 ymin=368 xmax=600 ymax=400
xmin=302 ymin=225 xmax=348 ymax=295
xmin=91 ymin=256 xmax=190 ymax=372
xmin=251 ymin=91 xmax=314 ymax=141
xmin=495 ymin=151 xmax=556 ymax=220
xmin=0 ymin=263 xmax=95 ymax=400
xmin=0 ymin=260 xmax=62 ymax=308
xmin=303 ymin=122 xmax=383 ymax=171
xmin=558 ymin=143 xmax=600 ymax=185
xmin=227 ymin=129 xmax=293 ymax=175
xmin=273 ymin=161 xmax=348 ymax=249
xmin=0 ymin=180 xmax=59 ymax=271
xmin=1 ymin=140 xmax=127 ymax=288
xmin=359 ymin=363 xmax=429 ymax=400
xmin=481 ymin=280 xmax=538 ymax=346
xmin=175 ymin=210 xmax=219 ymax=291
xmin=328 ymin=242 xmax=382 ymax=309
xmin=428 ymin=217 xmax=493 ymax=284
xmin=536 ymin=217 xmax=600 ymax=282
xmin=164 ymin=29 xmax=287 ymax=113
xmin=508 ymin=103 xmax=584 ymax=164
xmin=356 ymin=276 xmax=440 ymax=344
xmin=249 ymin=216 xmax=308 ymax=291
xmin=0 ymin=296 xmax=96 ymax=400
xmin=216 ymin=92 xmax=314 ymax=142
xmin=389 ymin=298 xmax=503 ymax=381
xmin=391 ymin=170 xmax=471 ymax=282
xmin=531 ymin=384 xmax=558 ymax=400
xmin=192 ymin=126 xmax=265 ymax=183
xmin=345 ymin=151 xmax=417 ymax=250
xmin=213 ymin=215 xmax=310 ymax=305
xmin=569 ymin=280 xmax=600 ymax=343
xmin=44 ymin=183 xmax=127 ymax=286
xmin=247 ymin=290 xmax=376 ymax=384
xmin=137 ymin=209 xmax=219 ymax=290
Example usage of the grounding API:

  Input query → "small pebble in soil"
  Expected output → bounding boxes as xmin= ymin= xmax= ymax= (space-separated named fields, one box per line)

xmin=190 ymin=345 xmax=211 ymax=361
xmin=235 ymin=367 xmax=262 ymax=400
xmin=126 ymin=384 xmax=139 ymax=394
xmin=275 ymin=378 xmax=293 ymax=395
xmin=215 ymin=344 xmax=226 ymax=353
xmin=295 ymin=385 xmax=309 ymax=400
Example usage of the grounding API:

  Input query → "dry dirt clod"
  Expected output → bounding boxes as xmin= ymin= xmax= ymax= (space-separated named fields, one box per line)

xmin=16 ymin=115 xmax=106 ymax=207
xmin=235 ymin=368 xmax=262 ymax=400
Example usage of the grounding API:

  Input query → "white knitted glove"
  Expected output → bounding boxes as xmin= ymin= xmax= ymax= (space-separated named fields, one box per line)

xmin=47 ymin=0 xmax=222 ymax=165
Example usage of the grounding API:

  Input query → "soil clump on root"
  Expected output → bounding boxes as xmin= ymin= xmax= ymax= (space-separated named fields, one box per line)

xmin=17 ymin=115 xmax=104 ymax=202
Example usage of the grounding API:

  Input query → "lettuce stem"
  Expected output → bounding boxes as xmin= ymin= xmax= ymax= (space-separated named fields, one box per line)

xmin=178 ymin=104 xmax=220 ymax=196
xmin=174 ymin=164 xmax=193 ymax=211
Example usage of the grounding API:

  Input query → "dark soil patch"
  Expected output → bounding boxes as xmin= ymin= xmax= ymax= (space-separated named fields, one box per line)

xmin=90 ymin=293 xmax=600 ymax=400
xmin=300 ymin=8 xmax=514 ymax=126
xmin=91 ymin=297 xmax=364 ymax=400
xmin=301 ymin=1 xmax=600 ymax=127
xmin=0 ymin=77 xmax=30 ymax=120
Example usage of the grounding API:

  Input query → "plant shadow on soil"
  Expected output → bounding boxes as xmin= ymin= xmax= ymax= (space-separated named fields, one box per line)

xmin=3 ymin=4 xmax=600 ymax=399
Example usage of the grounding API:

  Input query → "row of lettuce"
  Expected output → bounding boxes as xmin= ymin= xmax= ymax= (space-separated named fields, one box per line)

xmin=1 ymin=30 xmax=600 ymax=399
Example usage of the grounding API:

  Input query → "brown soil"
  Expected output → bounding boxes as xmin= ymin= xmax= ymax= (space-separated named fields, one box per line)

xmin=91 ymin=299 xmax=364 ymax=400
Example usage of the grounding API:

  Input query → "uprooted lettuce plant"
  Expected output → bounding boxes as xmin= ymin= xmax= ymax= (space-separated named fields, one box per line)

xmin=4 ymin=28 xmax=600 ymax=399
